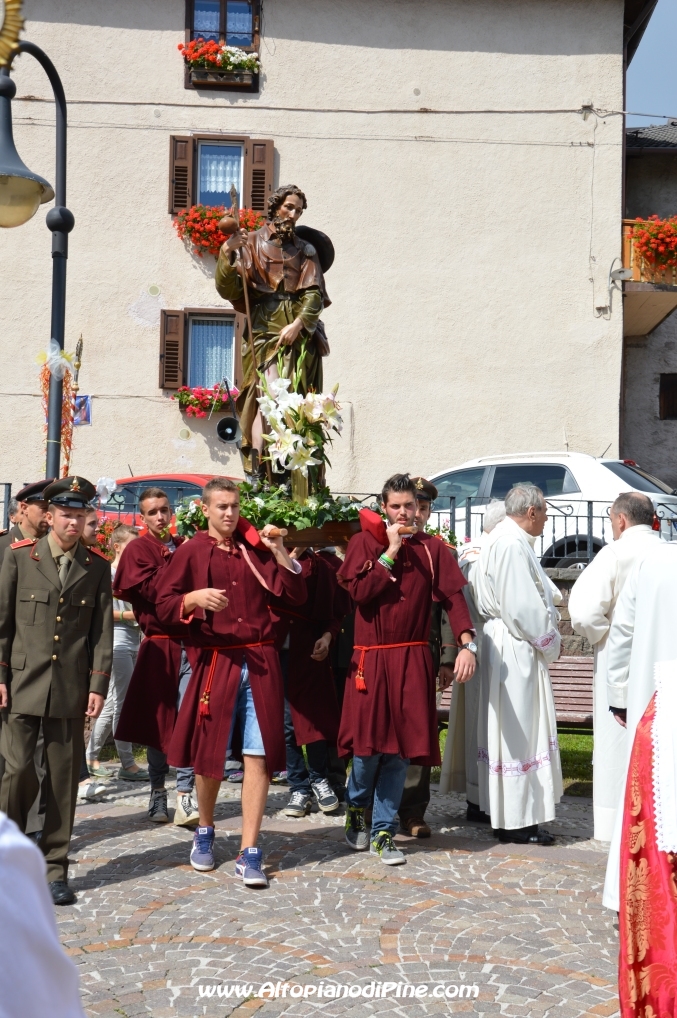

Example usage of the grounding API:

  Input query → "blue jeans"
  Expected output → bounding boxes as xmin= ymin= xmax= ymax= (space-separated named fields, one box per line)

xmin=346 ymin=753 xmax=410 ymax=836
xmin=149 ymin=648 xmax=195 ymax=792
xmin=226 ymin=662 xmax=265 ymax=757
xmin=280 ymin=648 xmax=329 ymax=795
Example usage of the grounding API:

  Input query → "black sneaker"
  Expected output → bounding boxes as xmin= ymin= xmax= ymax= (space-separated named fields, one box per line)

xmin=148 ymin=788 xmax=170 ymax=823
xmin=311 ymin=778 xmax=339 ymax=813
xmin=345 ymin=805 xmax=369 ymax=850
xmin=283 ymin=790 xmax=312 ymax=817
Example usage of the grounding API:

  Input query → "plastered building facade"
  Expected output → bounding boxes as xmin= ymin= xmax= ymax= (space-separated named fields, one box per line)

xmin=0 ymin=0 xmax=632 ymax=494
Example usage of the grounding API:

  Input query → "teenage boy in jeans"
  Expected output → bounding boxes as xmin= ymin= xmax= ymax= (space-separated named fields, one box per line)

xmin=113 ymin=488 xmax=198 ymax=828
xmin=154 ymin=478 xmax=305 ymax=886
xmin=337 ymin=473 xmax=476 ymax=865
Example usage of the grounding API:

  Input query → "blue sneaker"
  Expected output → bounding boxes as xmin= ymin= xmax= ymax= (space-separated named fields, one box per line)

xmin=234 ymin=846 xmax=268 ymax=887
xmin=190 ymin=826 xmax=215 ymax=871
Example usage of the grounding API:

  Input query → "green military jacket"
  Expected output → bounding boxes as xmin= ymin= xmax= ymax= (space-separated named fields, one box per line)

xmin=0 ymin=524 xmax=24 ymax=560
xmin=0 ymin=536 xmax=113 ymax=718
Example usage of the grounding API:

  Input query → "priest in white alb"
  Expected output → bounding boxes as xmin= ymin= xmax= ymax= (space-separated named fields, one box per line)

xmin=601 ymin=538 xmax=677 ymax=916
xmin=439 ymin=500 xmax=506 ymax=823
xmin=568 ymin=492 xmax=658 ymax=843
xmin=475 ymin=484 xmax=562 ymax=845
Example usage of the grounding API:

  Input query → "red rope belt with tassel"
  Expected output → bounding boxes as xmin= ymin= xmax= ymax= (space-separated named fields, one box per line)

xmin=198 ymin=642 xmax=275 ymax=721
xmin=353 ymin=642 xmax=429 ymax=692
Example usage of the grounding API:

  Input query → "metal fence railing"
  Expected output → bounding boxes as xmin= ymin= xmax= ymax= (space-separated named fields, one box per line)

xmin=427 ymin=497 xmax=677 ymax=567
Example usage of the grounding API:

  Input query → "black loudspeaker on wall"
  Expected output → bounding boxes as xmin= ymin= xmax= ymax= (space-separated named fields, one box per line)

xmin=216 ymin=416 xmax=242 ymax=444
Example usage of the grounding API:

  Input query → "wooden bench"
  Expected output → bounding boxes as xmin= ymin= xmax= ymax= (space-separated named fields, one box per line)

xmin=549 ymin=656 xmax=594 ymax=725
xmin=437 ymin=655 xmax=594 ymax=727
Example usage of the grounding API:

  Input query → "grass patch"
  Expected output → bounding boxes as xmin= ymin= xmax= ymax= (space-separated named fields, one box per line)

xmin=558 ymin=729 xmax=593 ymax=796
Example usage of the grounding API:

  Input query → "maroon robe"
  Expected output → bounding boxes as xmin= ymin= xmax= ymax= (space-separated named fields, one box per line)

xmin=113 ymin=532 xmax=188 ymax=752
xmin=155 ymin=530 xmax=306 ymax=779
xmin=337 ymin=530 xmax=473 ymax=765
xmin=269 ymin=550 xmax=343 ymax=745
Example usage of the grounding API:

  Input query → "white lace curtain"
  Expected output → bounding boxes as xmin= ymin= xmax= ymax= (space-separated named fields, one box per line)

xmin=199 ymin=145 xmax=242 ymax=203
xmin=188 ymin=318 xmax=235 ymax=389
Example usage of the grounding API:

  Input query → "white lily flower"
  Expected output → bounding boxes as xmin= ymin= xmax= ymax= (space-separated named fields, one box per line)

xmin=266 ymin=377 xmax=292 ymax=399
xmin=286 ymin=444 xmax=322 ymax=476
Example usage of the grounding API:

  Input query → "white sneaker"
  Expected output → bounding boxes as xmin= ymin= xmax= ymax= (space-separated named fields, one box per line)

xmin=174 ymin=792 xmax=200 ymax=828
xmin=78 ymin=780 xmax=107 ymax=802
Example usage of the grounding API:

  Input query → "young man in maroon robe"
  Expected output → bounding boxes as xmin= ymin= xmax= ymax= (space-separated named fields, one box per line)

xmin=113 ymin=488 xmax=198 ymax=827
xmin=270 ymin=548 xmax=344 ymax=816
xmin=338 ymin=473 xmax=476 ymax=865
xmin=154 ymin=477 xmax=305 ymax=886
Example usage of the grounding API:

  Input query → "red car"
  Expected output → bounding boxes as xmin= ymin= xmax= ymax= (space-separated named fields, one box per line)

xmin=97 ymin=473 xmax=234 ymax=529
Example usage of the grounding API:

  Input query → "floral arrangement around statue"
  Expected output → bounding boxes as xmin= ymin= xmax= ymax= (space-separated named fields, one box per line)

xmin=257 ymin=377 xmax=342 ymax=479
xmin=171 ymin=383 xmax=240 ymax=418
xmin=175 ymin=484 xmax=360 ymax=539
xmin=174 ymin=205 xmax=264 ymax=258
xmin=178 ymin=38 xmax=261 ymax=73
xmin=632 ymin=216 xmax=677 ymax=277
xmin=425 ymin=519 xmax=458 ymax=547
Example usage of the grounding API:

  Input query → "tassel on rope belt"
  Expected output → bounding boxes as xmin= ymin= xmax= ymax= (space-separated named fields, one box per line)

xmin=353 ymin=642 xmax=429 ymax=693
xmin=198 ymin=642 xmax=275 ymax=720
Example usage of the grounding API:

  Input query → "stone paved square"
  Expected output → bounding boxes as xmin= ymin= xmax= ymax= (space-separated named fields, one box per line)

xmin=56 ymin=776 xmax=620 ymax=1017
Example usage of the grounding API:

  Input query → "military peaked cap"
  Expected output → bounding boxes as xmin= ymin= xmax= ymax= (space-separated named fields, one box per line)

xmin=43 ymin=475 xmax=97 ymax=508
xmin=411 ymin=476 xmax=439 ymax=503
xmin=15 ymin=479 xmax=54 ymax=504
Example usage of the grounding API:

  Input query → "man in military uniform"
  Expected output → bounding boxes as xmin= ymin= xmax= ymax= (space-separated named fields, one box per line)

xmin=0 ymin=479 xmax=52 ymax=557
xmin=0 ymin=479 xmax=53 ymax=838
xmin=0 ymin=476 xmax=113 ymax=905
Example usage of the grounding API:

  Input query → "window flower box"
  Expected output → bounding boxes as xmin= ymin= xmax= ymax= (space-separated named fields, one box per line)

xmin=179 ymin=38 xmax=259 ymax=90
xmin=189 ymin=67 xmax=254 ymax=88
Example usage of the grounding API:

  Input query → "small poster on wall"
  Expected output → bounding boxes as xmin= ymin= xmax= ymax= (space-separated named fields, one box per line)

xmin=73 ymin=395 xmax=92 ymax=426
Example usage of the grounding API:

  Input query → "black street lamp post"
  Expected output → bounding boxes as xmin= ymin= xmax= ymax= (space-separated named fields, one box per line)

xmin=0 ymin=41 xmax=73 ymax=480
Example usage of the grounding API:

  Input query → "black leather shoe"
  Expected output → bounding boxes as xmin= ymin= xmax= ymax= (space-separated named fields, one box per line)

xmin=49 ymin=880 xmax=76 ymax=905
xmin=466 ymin=801 xmax=491 ymax=824
xmin=497 ymin=825 xmax=555 ymax=846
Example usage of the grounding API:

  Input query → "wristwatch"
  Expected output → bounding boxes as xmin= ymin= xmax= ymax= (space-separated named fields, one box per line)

xmin=461 ymin=641 xmax=478 ymax=655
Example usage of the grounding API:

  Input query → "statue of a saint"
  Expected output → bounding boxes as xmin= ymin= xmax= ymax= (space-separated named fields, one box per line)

xmin=214 ymin=184 xmax=332 ymax=474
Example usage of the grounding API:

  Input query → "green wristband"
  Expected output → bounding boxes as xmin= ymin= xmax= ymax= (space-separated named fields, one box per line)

xmin=380 ymin=553 xmax=395 ymax=568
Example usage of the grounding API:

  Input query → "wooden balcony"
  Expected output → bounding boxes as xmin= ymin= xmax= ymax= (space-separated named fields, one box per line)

xmin=622 ymin=219 xmax=677 ymax=336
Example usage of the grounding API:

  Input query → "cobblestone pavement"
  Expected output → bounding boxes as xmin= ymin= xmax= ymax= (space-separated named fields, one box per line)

xmin=58 ymin=776 xmax=619 ymax=1018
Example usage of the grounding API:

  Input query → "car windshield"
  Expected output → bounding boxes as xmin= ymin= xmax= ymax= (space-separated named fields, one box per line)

xmin=602 ymin=462 xmax=675 ymax=495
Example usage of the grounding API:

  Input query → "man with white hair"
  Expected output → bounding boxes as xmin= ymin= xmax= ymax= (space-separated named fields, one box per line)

xmin=568 ymin=492 xmax=658 ymax=843
xmin=474 ymin=484 xmax=562 ymax=844
xmin=439 ymin=499 xmax=506 ymax=821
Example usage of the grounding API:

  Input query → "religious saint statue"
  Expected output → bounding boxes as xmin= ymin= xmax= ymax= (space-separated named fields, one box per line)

xmin=214 ymin=184 xmax=332 ymax=475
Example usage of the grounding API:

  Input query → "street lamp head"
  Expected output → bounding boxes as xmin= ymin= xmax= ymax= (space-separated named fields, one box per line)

xmin=0 ymin=73 xmax=54 ymax=227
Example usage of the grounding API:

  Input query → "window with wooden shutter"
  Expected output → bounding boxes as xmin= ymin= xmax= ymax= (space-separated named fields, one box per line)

xmin=168 ymin=136 xmax=195 ymax=214
xmin=159 ymin=310 xmax=186 ymax=389
xmin=246 ymin=139 xmax=274 ymax=215
xmin=169 ymin=135 xmax=274 ymax=217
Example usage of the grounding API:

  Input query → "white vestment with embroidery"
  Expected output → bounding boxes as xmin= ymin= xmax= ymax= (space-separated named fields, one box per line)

xmin=568 ymin=524 xmax=659 ymax=842
xmin=475 ymin=517 xmax=563 ymax=829
xmin=601 ymin=542 xmax=677 ymax=910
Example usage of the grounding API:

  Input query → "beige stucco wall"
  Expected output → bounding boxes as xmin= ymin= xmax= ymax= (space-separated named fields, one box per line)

xmin=0 ymin=0 xmax=625 ymax=498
